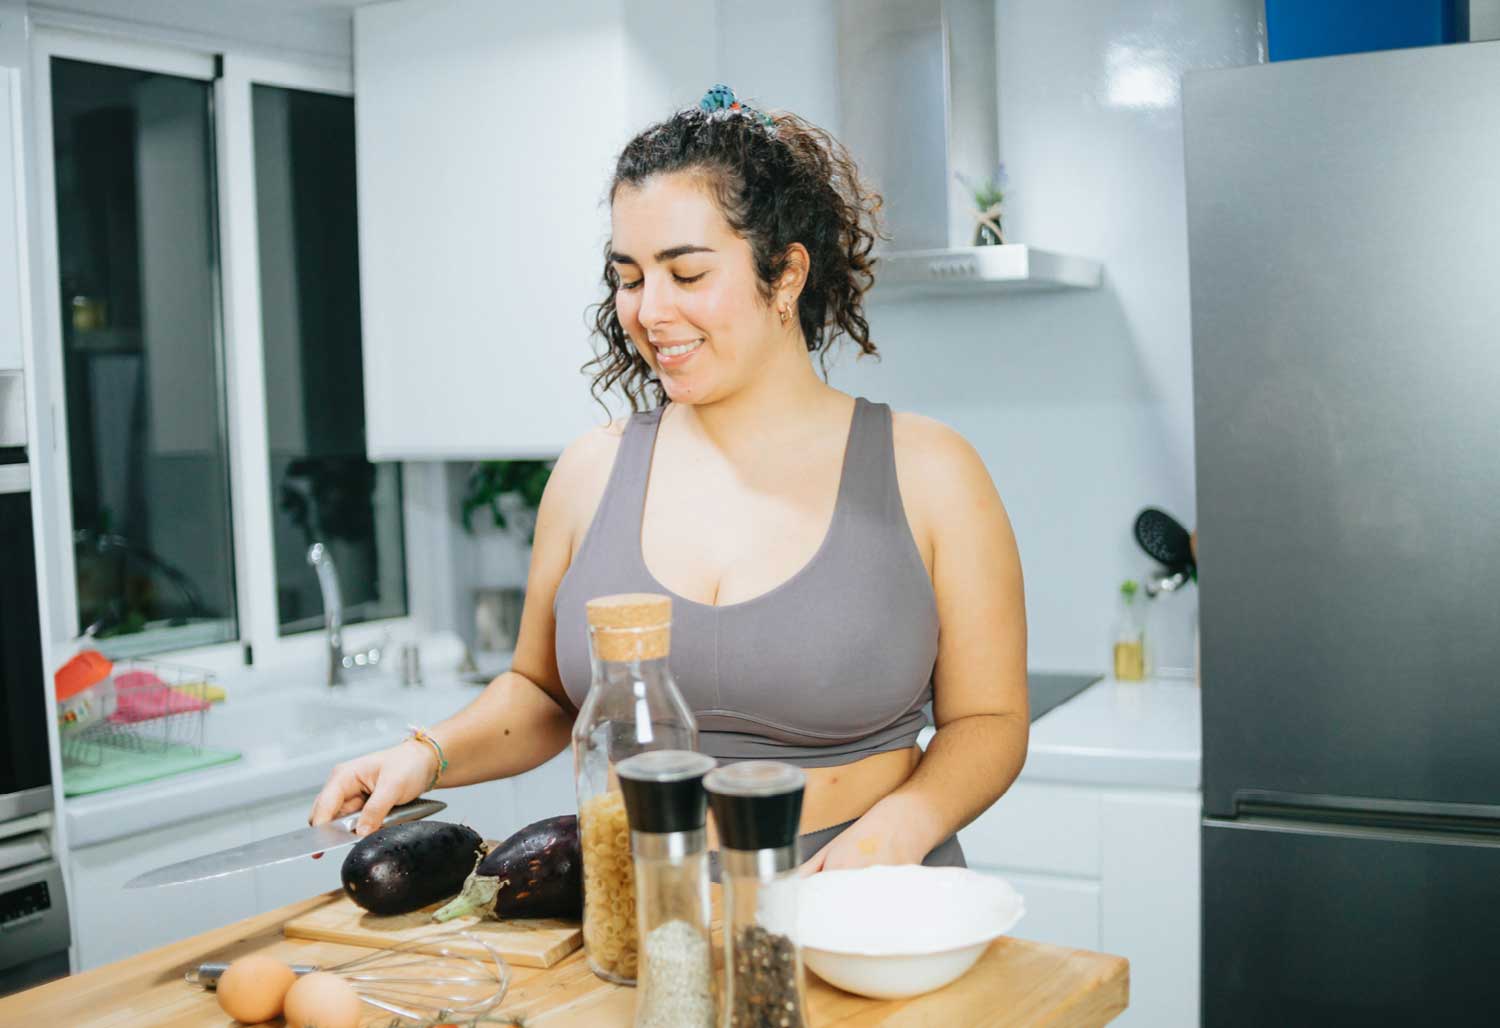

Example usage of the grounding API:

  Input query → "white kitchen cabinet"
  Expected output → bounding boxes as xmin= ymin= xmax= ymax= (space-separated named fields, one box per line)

xmin=993 ymin=871 xmax=1101 ymax=951
xmin=1100 ymin=790 xmax=1200 ymax=1028
xmin=68 ymin=806 xmax=260 ymax=970
xmin=353 ymin=0 xmax=716 ymax=459
xmin=961 ymin=779 xmax=1200 ymax=1028
xmin=1 ymin=67 xmax=28 ymax=371
xmin=959 ymin=781 xmax=1102 ymax=877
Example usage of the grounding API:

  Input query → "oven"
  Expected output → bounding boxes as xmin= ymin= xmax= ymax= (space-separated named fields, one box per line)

xmin=1 ymin=449 xmax=50 ymax=818
xmin=0 ymin=441 xmax=72 ymax=995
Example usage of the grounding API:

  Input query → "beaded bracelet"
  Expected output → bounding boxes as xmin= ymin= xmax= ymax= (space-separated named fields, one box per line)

xmin=406 ymin=725 xmax=449 ymax=790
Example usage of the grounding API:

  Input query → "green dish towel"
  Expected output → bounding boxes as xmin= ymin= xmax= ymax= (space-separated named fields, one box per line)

xmin=63 ymin=743 xmax=242 ymax=796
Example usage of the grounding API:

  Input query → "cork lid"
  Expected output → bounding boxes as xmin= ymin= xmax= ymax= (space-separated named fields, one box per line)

xmin=585 ymin=593 xmax=671 ymax=629
xmin=585 ymin=593 xmax=672 ymax=661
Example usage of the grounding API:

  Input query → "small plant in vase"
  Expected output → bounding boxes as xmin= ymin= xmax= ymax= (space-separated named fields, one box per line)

xmin=461 ymin=460 xmax=553 ymax=543
xmin=461 ymin=460 xmax=554 ymax=656
xmin=957 ymin=165 xmax=1007 ymax=246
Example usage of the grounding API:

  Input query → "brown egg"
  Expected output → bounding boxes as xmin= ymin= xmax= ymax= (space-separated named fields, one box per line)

xmin=215 ymin=954 xmax=297 ymax=1024
xmin=284 ymin=971 xmax=363 ymax=1028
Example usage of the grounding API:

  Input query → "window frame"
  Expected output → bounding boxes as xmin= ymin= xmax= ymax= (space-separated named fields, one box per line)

xmin=30 ymin=25 xmax=419 ymax=676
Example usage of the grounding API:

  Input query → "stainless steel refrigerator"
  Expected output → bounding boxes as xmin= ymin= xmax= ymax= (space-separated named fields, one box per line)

xmin=1184 ymin=40 xmax=1500 ymax=1026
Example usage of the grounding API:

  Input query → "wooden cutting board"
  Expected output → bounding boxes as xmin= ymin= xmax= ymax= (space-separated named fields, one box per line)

xmin=282 ymin=892 xmax=582 ymax=969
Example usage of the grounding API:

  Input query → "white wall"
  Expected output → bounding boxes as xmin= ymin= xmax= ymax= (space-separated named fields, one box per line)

xmin=717 ymin=0 xmax=1263 ymax=671
xmin=1473 ymin=0 xmax=1500 ymax=40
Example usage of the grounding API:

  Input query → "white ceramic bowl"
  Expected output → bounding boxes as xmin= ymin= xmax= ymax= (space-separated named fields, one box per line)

xmin=795 ymin=866 xmax=1025 ymax=1000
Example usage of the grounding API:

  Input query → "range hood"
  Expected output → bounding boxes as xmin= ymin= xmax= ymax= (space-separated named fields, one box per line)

xmin=836 ymin=0 xmax=1101 ymax=296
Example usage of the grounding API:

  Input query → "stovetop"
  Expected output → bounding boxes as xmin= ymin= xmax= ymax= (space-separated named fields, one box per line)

xmin=1028 ymin=671 xmax=1101 ymax=722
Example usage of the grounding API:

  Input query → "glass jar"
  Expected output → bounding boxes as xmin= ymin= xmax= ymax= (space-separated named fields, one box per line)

xmin=618 ymin=750 xmax=717 ymax=1028
xmin=572 ymin=593 xmax=697 ymax=985
xmin=1112 ymin=579 xmax=1148 ymax=681
xmin=704 ymin=761 xmax=809 ymax=1028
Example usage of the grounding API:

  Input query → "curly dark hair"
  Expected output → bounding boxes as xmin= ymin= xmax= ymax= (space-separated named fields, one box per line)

xmin=585 ymin=102 xmax=885 ymax=413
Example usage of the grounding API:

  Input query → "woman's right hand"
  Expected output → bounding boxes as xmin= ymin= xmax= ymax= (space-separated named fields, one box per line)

xmin=307 ymin=740 xmax=438 ymax=844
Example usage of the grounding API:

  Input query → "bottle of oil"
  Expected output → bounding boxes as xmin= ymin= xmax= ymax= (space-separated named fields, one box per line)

xmin=1112 ymin=579 xmax=1147 ymax=681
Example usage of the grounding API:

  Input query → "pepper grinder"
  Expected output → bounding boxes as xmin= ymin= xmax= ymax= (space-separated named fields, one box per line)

xmin=705 ymin=761 xmax=809 ymax=1028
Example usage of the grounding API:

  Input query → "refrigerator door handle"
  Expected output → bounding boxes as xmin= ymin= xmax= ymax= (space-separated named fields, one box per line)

xmin=1207 ymin=815 xmax=1500 ymax=849
xmin=1233 ymin=789 xmax=1500 ymax=830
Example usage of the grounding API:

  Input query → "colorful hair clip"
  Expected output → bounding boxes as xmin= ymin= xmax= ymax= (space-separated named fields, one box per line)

xmin=698 ymin=83 xmax=775 ymax=128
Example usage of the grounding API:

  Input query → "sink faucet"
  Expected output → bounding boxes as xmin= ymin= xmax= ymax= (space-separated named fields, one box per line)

xmin=307 ymin=542 xmax=386 ymax=686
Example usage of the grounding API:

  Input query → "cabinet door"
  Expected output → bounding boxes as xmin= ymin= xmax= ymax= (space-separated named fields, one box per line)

xmin=1204 ymin=818 xmax=1500 ymax=1027
xmin=1 ymin=68 xmax=26 ymax=371
xmin=352 ymin=1 xmax=717 ymax=459
xmin=1101 ymin=790 xmax=1200 ymax=1028
xmin=68 ymin=811 xmax=260 ymax=970
xmin=353 ymin=0 xmax=627 ymax=460
xmin=982 ymin=870 xmax=1100 ymax=951
xmin=959 ymin=781 xmax=1103 ymax=877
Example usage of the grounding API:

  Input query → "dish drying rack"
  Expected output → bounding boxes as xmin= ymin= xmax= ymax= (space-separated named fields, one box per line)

xmin=60 ymin=658 xmax=216 ymax=768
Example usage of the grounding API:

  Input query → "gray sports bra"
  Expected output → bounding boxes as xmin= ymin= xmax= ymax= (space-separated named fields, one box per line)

xmin=553 ymin=397 xmax=938 ymax=768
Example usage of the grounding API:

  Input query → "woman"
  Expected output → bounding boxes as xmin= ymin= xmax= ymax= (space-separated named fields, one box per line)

xmin=309 ymin=86 xmax=1027 ymax=873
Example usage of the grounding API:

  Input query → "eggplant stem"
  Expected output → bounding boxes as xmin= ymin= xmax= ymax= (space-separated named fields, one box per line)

xmin=433 ymin=874 xmax=510 ymax=923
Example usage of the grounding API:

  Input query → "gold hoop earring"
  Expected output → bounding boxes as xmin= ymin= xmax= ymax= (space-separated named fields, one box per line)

xmin=779 ymin=306 xmax=789 ymax=325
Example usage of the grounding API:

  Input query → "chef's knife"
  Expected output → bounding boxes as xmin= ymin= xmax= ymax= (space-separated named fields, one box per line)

xmin=123 ymin=798 xmax=447 ymax=889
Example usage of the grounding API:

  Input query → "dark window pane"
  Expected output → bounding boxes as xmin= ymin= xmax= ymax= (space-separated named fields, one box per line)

xmin=253 ymin=85 xmax=406 ymax=633
xmin=51 ymin=57 xmax=237 ymax=652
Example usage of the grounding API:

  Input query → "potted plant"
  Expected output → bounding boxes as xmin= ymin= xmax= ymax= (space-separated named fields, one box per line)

xmin=957 ymin=165 xmax=1007 ymax=246
xmin=461 ymin=460 xmax=553 ymax=655
xmin=461 ymin=460 xmax=553 ymax=543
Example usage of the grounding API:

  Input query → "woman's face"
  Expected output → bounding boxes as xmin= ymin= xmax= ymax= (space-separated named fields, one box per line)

xmin=609 ymin=172 xmax=778 ymax=405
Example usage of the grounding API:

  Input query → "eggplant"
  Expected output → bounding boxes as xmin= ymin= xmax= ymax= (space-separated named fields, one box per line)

xmin=341 ymin=820 xmax=485 ymax=916
xmin=433 ymin=814 xmax=582 ymax=922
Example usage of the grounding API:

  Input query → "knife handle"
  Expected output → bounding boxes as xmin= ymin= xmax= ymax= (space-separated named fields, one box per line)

xmin=187 ymin=962 xmax=318 ymax=989
xmin=334 ymin=796 xmax=447 ymax=833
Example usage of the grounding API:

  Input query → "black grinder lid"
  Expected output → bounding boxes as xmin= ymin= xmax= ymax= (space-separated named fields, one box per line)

xmin=704 ymin=761 xmax=806 ymax=852
xmin=617 ymin=750 xmax=716 ymax=834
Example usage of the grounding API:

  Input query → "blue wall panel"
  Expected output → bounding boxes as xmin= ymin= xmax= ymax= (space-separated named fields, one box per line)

xmin=1266 ymin=0 xmax=1466 ymax=61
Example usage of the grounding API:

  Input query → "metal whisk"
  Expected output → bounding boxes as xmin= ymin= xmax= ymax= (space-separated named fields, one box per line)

xmin=188 ymin=929 xmax=512 ymax=1024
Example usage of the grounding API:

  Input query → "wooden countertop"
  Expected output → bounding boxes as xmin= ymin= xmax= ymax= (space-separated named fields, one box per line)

xmin=0 ymin=890 xmax=1129 ymax=1026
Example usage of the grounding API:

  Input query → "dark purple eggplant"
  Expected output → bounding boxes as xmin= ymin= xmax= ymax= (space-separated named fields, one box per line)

xmin=341 ymin=820 xmax=485 ymax=916
xmin=433 ymin=814 xmax=581 ymax=922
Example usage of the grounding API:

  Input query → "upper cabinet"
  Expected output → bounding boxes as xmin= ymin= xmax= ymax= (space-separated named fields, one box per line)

xmin=1 ymin=68 xmax=27 ymax=372
xmin=353 ymin=0 xmax=715 ymax=460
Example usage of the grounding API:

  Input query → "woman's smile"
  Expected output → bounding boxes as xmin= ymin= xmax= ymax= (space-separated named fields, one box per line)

xmin=653 ymin=337 xmax=705 ymax=366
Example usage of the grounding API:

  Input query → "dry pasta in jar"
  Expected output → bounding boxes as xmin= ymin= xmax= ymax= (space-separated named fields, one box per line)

xmin=580 ymin=789 xmax=638 ymax=981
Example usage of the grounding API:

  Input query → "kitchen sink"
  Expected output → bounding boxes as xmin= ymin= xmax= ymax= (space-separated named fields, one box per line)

xmin=202 ymin=696 xmax=406 ymax=753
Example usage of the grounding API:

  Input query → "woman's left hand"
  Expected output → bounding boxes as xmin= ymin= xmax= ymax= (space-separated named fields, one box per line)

xmin=799 ymin=794 xmax=941 ymax=875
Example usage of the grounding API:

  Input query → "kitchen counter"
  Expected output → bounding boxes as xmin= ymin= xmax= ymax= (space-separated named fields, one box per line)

xmin=0 ymin=889 xmax=1130 ymax=1026
xmin=1022 ymin=678 xmax=1201 ymax=791
xmin=918 ymin=677 xmax=1201 ymax=792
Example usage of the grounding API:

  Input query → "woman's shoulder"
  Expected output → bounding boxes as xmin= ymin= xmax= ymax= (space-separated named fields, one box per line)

xmin=887 ymin=409 xmax=1004 ymax=527
xmin=542 ymin=415 xmax=633 ymax=544
xmin=889 ymin=409 xmax=989 ymax=483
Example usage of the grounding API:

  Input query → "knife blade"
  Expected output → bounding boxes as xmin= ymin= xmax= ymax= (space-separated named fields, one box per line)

xmin=123 ymin=798 xmax=447 ymax=889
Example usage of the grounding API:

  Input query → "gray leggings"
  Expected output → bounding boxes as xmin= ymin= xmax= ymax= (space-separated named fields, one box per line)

xmin=709 ymin=819 xmax=966 ymax=883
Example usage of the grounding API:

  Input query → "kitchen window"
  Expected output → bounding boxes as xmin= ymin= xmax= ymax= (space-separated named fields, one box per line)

xmin=47 ymin=54 xmax=237 ymax=654
xmin=252 ymin=84 xmax=406 ymax=634
xmin=32 ymin=30 xmax=409 ymax=667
